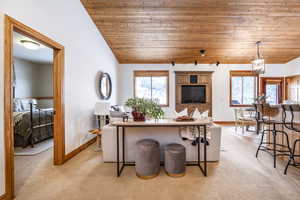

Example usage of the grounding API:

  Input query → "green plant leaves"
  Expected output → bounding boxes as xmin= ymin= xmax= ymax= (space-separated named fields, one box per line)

xmin=125 ymin=98 xmax=164 ymax=119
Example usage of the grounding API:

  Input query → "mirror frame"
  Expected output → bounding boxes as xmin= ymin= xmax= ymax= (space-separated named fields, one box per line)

xmin=99 ymin=72 xmax=112 ymax=100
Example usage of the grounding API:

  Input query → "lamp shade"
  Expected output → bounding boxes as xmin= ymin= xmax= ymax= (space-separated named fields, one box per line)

xmin=94 ymin=102 xmax=110 ymax=116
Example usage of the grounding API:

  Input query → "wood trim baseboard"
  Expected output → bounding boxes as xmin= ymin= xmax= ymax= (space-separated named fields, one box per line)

xmin=64 ymin=137 xmax=97 ymax=163
xmin=213 ymin=121 xmax=235 ymax=125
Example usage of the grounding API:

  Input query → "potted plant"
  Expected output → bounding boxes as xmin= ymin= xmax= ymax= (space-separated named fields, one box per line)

xmin=125 ymin=98 xmax=164 ymax=121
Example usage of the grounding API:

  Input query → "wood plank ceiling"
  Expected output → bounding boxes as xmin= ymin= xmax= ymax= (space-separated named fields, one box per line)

xmin=81 ymin=0 xmax=300 ymax=64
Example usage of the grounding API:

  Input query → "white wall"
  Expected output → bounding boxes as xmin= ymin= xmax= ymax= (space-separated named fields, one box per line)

xmin=14 ymin=58 xmax=53 ymax=98
xmin=286 ymin=57 xmax=300 ymax=76
xmin=14 ymin=58 xmax=54 ymax=108
xmin=118 ymin=63 xmax=289 ymax=122
xmin=35 ymin=63 xmax=53 ymax=98
xmin=14 ymin=58 xmax=38 ymax=98
xmin=0 ymin=0 xmax=119 ymax=196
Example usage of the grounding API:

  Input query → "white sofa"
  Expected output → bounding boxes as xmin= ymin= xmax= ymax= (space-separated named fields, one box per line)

xmin=102 ymin=123 xmax=222 ymax=162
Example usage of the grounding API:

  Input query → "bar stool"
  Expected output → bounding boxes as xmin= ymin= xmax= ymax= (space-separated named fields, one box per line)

xmin=253 ymin=104 xmax=265 ymax=135
xmin=255 ymin=103 xmax=292 ymax=168
xmin=282 ymin=104 xmax=300 ymax=174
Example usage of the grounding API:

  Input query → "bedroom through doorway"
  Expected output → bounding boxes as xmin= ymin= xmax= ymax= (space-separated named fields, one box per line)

xmin=12 ymin=31 xmax=54 ymax=194
xmin=4 ymin=16 xmax=66 ymax=199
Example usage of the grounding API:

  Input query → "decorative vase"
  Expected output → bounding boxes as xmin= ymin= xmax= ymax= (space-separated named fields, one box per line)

xmin=132 ymin=111 xmax=146 ymax=121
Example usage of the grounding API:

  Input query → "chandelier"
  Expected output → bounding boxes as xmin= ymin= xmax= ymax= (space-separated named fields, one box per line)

xmin=252 ymin=41 xmax=265 ymax=74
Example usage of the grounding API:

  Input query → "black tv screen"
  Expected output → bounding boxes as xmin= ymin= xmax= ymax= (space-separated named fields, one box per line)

xmin=181 ymin=85 xmax=206 ymax=104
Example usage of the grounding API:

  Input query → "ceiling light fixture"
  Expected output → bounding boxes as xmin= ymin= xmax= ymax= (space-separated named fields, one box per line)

xmin=200 ymin=49 xmax=206 ymax=57
xmin=252 ymin=41 xmax=265 ymax=74
xmin=20 ymin=39 xmax=40 ymax=50
xmin=171 ymin=61 xmax=175 ymax=66
xmin=216 ymin=61 xmax=220 ymax=66
xmin=194 ymin=60 xmax=197 ymax=66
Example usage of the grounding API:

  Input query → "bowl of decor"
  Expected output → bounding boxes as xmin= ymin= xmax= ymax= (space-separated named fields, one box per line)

xmin=125 ymin=98 xmax=164 ymax=121
xmin=175 ymin=116 xmax=195 ymax=122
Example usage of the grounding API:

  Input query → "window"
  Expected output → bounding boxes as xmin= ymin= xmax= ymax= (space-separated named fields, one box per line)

xmin=230 ymin=71 xmax=258 ymax=106
xmin=266 ymin=84 xmax=279 ymax=105
xmin=134 ymin=71 xmax=169 ymax=106
xmin=261 ymin=78 xmax=283 ymax=105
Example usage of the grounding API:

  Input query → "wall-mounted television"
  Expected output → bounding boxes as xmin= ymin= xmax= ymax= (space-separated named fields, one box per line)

xmin=181 ymin=85 xmax=206 ymax=104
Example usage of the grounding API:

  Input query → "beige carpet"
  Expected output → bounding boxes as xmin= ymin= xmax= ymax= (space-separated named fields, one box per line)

xmin=14 ymin=126 xmax=300 ymax=200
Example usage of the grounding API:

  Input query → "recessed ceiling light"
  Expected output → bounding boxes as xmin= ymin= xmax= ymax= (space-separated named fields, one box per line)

xmin=20 ymin=39 xmax=40 ymax=50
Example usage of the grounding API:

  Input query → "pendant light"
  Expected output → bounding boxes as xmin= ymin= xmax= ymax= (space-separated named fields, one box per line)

xmin=252 ymin=41 xmax=265 ymax=74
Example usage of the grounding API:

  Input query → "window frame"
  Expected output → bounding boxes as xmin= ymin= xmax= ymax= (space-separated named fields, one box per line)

xmin=133 ymin=70 xmax=169 ymax=107
xmin=260 ymin=77 xmax=284 ymax=104
xmin=229 ymin=70 xmax=259 ymax=107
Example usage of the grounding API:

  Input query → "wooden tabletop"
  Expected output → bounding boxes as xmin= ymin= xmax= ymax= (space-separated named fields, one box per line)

xmin=111 ymin=119 xmax=212 ymax=127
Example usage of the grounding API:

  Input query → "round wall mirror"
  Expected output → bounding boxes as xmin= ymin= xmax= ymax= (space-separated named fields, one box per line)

xmin=99 ymin=72 xmax=112 ymax=100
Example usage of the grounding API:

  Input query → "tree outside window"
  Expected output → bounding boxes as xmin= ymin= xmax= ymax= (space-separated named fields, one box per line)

xmin=134 ymin=71 xmax=169 ymax=106
xmin=230 ymin=71 xmax=258 ymax=106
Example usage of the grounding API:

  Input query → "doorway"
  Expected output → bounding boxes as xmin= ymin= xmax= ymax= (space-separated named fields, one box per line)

xmin=260 ymin=77 xmax=284 ymax=105
xmin=4 ymin=16 xmax=65 ymax=199
xmin=13 ymin=30 xmax=55 ymax=194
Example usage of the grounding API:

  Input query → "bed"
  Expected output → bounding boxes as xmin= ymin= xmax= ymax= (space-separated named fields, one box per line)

xmin=13 ymin=98 xmax=54 ymax=148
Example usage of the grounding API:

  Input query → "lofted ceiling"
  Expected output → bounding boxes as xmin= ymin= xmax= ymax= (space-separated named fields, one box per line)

xmin=81 ymin=0 xmax=300 ymax=64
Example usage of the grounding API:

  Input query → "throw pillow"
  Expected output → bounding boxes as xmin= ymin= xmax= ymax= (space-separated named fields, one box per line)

xmin=174 ymin=108 xmax=188 ymax=117
xmin=201 ymin=110 xmax=209 ymax=118
xmin=192 ymin=108 xmax=202 ymax=119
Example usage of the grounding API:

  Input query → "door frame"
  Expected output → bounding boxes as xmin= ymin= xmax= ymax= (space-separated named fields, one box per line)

xmin=4 ymin=15 xmax=65 ymax=199
xmin=260 ymin=77 xmax=285 ymax=104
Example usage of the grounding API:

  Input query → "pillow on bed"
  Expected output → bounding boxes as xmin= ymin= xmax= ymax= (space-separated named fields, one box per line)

xmin=20 ymin=99 xmax=38 ymax=111
xmin=13 ymin=99 xmax=22 ymax=112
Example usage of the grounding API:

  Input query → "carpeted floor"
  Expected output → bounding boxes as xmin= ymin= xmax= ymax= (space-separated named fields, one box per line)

xmin=14 ymin=126 xmax=300 ymax=200
xmin=14 ymin=138 xmax=53 ymax=156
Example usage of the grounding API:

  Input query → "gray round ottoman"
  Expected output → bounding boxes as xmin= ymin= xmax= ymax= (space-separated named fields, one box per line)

xmin=135 ymin=139 xmax=160 ymax=179
xmin=164 ymin=143 xmax=186 ymax=177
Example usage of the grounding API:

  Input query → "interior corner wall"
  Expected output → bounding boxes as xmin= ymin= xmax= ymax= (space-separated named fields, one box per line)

xmin=35 ymin=63 xmax=53 ymax=98
xmin=13 ymin=58 xmax=53 ymax=98
xmin=0 ymin=0 xmax=119 ymax=196
xmin=117 ymin=63 xmax=289 ymax=122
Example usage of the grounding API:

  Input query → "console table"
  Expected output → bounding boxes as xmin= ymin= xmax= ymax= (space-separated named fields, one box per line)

xmin=111 ymin=119 xmax=211 ymax=177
